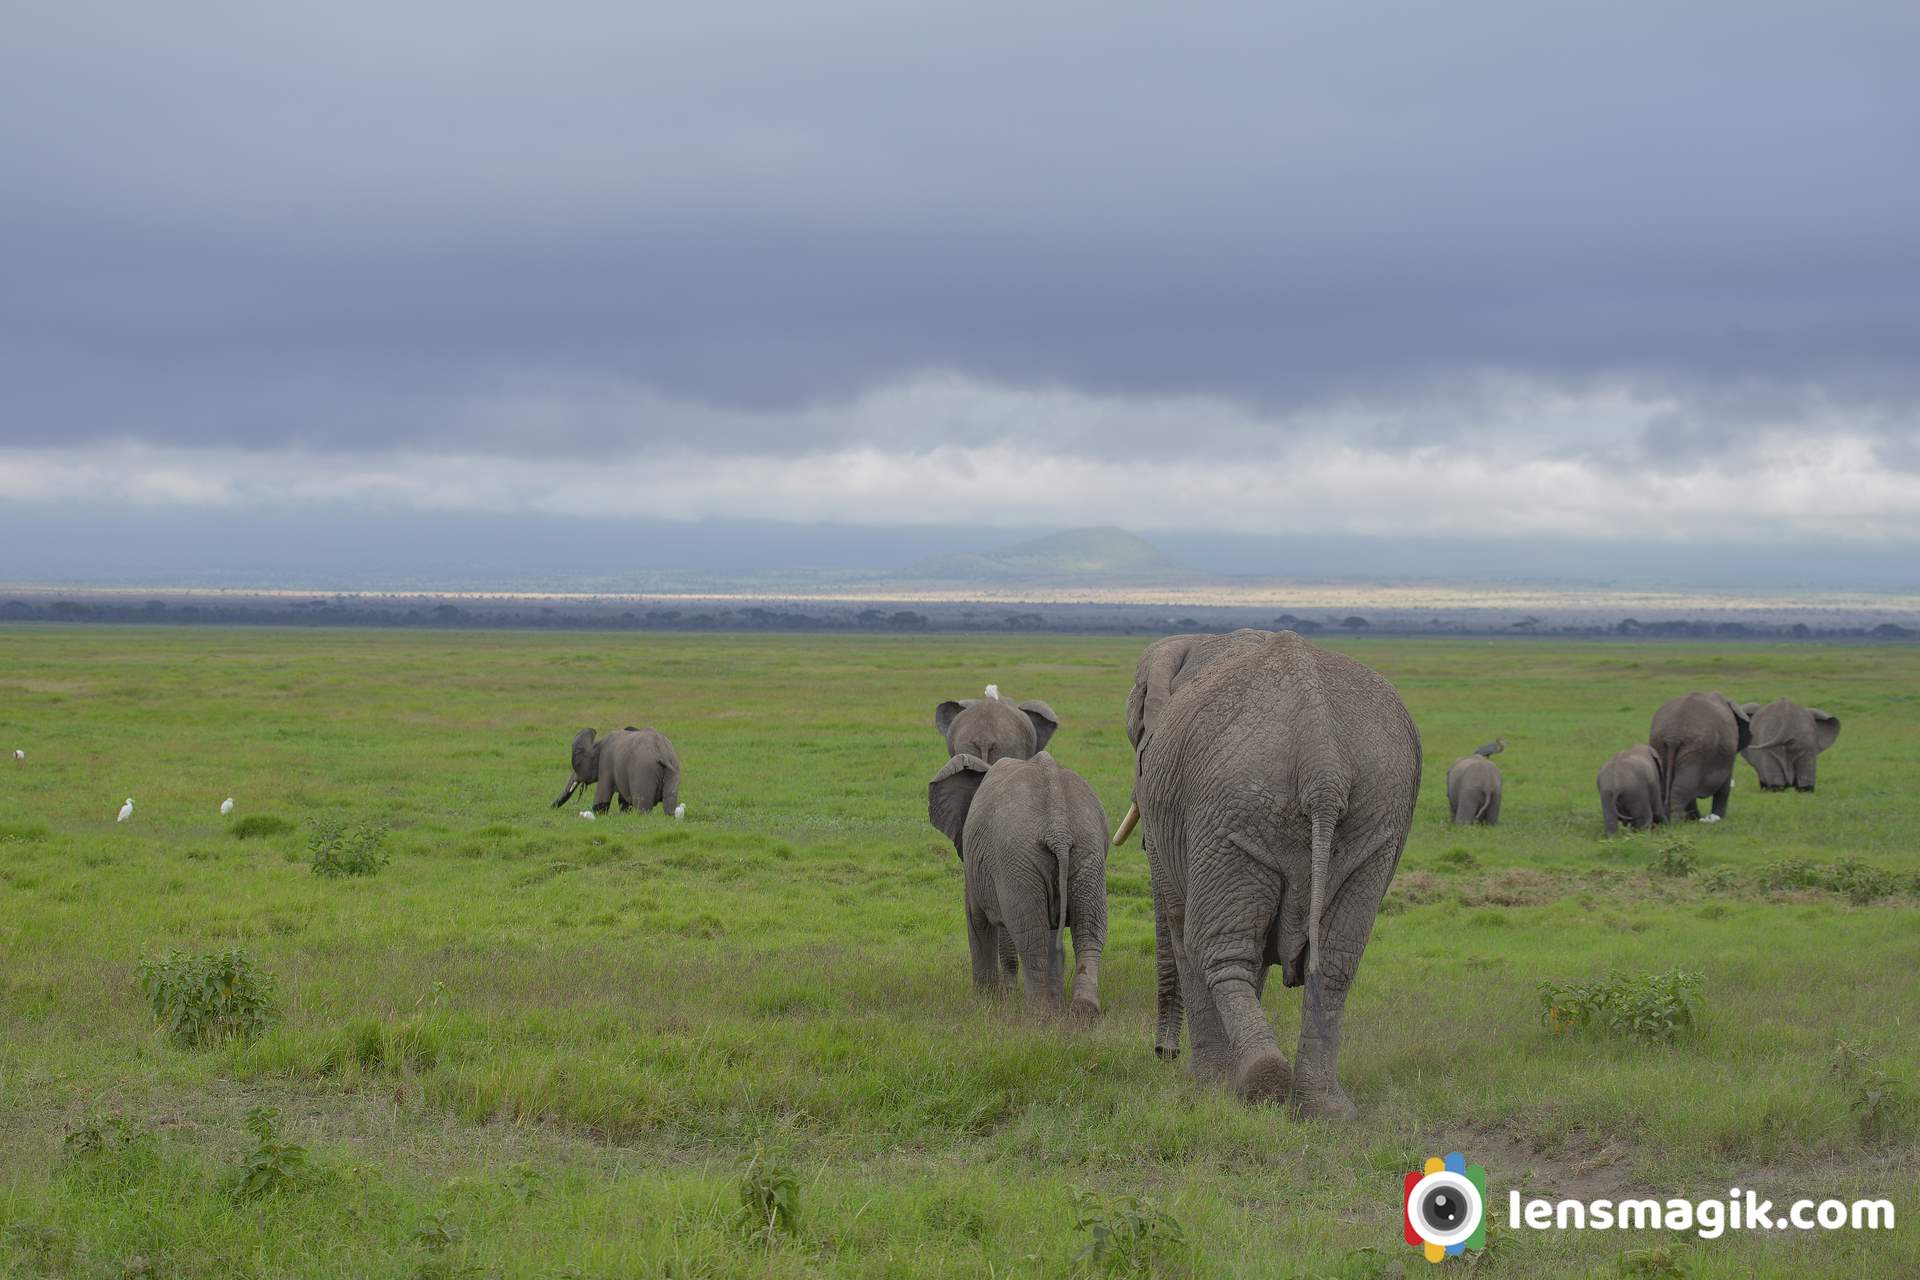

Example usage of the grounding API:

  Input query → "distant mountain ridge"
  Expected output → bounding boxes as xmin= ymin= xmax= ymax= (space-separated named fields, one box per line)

xmin=904 ymin=526 xmax=1185 ymax=582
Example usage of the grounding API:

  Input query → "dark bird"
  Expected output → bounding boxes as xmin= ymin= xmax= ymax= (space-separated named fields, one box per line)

xmin=1473 ymin=737 xmax=1506 ymax=757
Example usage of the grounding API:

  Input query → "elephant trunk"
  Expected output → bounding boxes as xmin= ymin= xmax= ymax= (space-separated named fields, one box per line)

xmin=1112 ymin=801 xmax=1140 ymax=845
xmin=551 ymin=777 xmax=580 ymax=808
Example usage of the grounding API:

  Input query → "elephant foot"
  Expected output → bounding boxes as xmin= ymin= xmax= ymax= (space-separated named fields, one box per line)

xmin=1189 ymin=1047 xmax=1235 ymax=1085
xmin=1795 ymin=785 xmax=1814 ymax=793
xmin=1153 ymin=1040 xmax=1180 ymax=1062
xmin=1068 ymin=995 xmax=1101 ymax=1020
xmin=1232 ymin=1049 xmax=1293 ymax=1105
xmin=1289 ymin=1078 xmax=1357 ymax=1121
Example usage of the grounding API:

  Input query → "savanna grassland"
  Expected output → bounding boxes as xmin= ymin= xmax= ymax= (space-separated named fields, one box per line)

xmin=1 ymin=627 xmax=1916 ymax=1279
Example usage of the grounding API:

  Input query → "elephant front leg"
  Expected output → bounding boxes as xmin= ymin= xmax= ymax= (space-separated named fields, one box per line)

xmin=965 ymin=897 xmax=1004 ymax=992
xmin=1185 ymin=847 xmax=1289 ymax=1103
xmin=1292 ymin=855 xmax=1394 ymax=1121
xmin=1709 ymin=781 xmax=1731 ymax=820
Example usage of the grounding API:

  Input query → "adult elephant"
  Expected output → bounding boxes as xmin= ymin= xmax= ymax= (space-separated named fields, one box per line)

xmin=1739 ymin=698 xmax=1840 ymax=792
xmin=934 ymin=687 xmax=1060 ymax=763
xmin=1648 ymin=693 xmax=1751 ymax=822
xmin=1112 ymin=629 xmax=1420 ymax=1118
xmin=1445 ymin=752 xmax=1502 ymax=825
xmin=551 ymin=727 xmax=681 ymax=814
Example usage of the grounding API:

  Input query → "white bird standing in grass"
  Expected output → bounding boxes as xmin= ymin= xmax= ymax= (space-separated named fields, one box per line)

xmin=220 ymin=797 xmax=234 ymax=816
xmin=673 ymin=804 xmax=686 ymax=820
xmin=117 ymin=798 xmax=134 ymax=823
xmin=11 ymin=749 xmax=21 ymax=761
xmin=579 ymin=810 xmax=595 ymax=820
xmin=984 ymin=683 xmax=1000 ymax=700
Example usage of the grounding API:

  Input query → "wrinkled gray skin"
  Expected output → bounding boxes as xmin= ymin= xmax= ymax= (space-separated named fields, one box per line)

xmin=1738 ymin=698 xmax=1840 ymax=792
xmin=552 ymin=727 xmax=681 ymax=814
xmin=1446 ymin=755 xmax=1502 ymax=825
xmin=934 ymin=695 xmax=1059 ymax=763
xmin=1597 ymin=744 xmax=1666 ymax=835
xmin=1648 ymin=693 xmax=1752 ymax=821
xmin=928 ymin=751 xmax=1108 ymax=1016
xmin=1123 ymin=629 xmax=1420 ymax=1118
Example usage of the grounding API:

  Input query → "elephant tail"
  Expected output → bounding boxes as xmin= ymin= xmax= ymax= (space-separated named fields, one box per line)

xmin=1307 ymin=800 xmax=1337 ymax=976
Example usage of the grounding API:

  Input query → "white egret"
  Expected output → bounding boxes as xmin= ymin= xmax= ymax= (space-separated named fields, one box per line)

xmin=10 ymin=749 xmax=21 ymax=761
xmin=117 ymin=798 xmax=134 ymax=823
xmin=984 ymin=683 xmax=1000 ymax=700
xmin=220 ymin=797 xmax=234 ymax=816
xmin=579 ymin=810 xmax=595 ymax=820
xmin=673 ymin=804 xmax=686 ymax=820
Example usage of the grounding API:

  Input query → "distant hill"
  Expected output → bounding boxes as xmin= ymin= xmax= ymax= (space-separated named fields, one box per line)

xmin=904 ymin=526 xmax=1185 ymax=582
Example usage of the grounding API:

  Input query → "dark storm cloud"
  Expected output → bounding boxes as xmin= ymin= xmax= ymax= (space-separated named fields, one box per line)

xmin=2 ymin=0 xmax=1917 ymax=459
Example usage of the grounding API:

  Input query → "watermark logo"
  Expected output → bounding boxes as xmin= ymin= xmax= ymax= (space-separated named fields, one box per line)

xmin=1403 ymin=1151 xmax=1487 ymax=1263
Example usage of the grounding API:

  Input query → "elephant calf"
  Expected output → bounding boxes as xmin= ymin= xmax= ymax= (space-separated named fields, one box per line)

xmin=927 ymin=751 xmax=1108 ymax=1016
xmin=552 ymin=727 xmax=681 ymax=815
xmin=934 ymin=686 xmax=1060 ymax=763
xmin=1597 ymin=744 xmax=1665 ymax=835
xmin=1739 ymin=698 xmax=1840 ymax=792
xmin=1445 ymin=752 xmax=1502 ymax=825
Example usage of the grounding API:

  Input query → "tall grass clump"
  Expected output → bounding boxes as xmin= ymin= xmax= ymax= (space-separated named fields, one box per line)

xmin=136 ymin=948 xmax=278 ymax=1047
xmin=309 ymin=817 xmax=389 ymax=878
xmin=1539 ymin=969 xmax=1703 ymax=1044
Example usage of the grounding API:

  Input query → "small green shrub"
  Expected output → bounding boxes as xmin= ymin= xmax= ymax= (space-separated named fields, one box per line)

xmin=1648 ymin=841 xmax=1696 ymax=878
xmin=1698 ymin=867 xmax=1740 ymax=894
xmin=1759 ymin=857 xmax=1907 ymax=903
xmin=136 ymin=948 xmax=277 ymax=1047
xmin=229 ymin=815 xmax=294 ymax=840
xmin=1436 ymin=847 xmax=1477 ymax=872
xmin=1828 ymin=1040 xmax=1915 ymax=1144
xmin=310 ymin=818 xmax=390 ymax=878
xmin=223 ymin=1106 xmax=309 ymax=1202
xmin=1540 ymin=968 xmax=1703 ymax=1044
xmin=62 ymin=1114 xmax=153 ymax=1160
xmin=1071 ymin=1190 xmax=1186 ymax=1275
xmin=735 ymin=1148 xmax=802 ymax=1245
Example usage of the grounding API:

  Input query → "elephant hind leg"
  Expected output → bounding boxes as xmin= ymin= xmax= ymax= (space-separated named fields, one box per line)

xmin=1292 ymin=852 xmax=1395 ymax=1121
xmin=1185 ymin=836 xmax=1289 ymax=1103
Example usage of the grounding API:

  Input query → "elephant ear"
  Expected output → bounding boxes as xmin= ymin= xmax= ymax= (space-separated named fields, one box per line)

xmin=1126 ymin=635 xmax=1200 ymax=752
xmin=1719 ymin=695 xmax=1753 ymax=752
xmin=1018 ymin=700 xmax=1060 ymax=751
xmin=570 ymin=728 xmax=599 ymax=781
xmin=934 ymin=700 xmax=976 ymax=738
xmin=1739 ymin=702 xmax=1761 ymax=719
xmin=928 ymin=754 xmax=991 ymax=858
xmin=1810 ymin=709 xmax=1840 ymax=751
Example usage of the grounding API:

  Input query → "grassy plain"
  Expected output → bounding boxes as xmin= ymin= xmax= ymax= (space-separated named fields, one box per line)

xmin=1 ymin=626 xmax=1916 ymax=1278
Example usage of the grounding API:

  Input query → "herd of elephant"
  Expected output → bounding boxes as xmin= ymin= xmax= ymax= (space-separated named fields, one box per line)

xmin=553 ymin=629 xmax=1841 ymax=1121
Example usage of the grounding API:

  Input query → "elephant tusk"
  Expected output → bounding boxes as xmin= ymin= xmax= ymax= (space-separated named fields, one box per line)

xmin=1112 ymin=801 xmax=1140 ymax=845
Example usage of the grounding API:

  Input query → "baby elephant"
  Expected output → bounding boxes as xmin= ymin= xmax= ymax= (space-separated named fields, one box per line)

xmin=553 ymin=727 xmax=681 ymax=815
xmin=927 ymin=751 xmax=1107 ymax=1016
xmin=1597 ymin=744 xmax=1665 ymax=835
xmin=1739 ymin=699 xmax=1840 ymax=792
xmin=1446 ymin=744 xmax=1503 ymax=824
xmin=934 ymin=686 xmax=1060 ymax=763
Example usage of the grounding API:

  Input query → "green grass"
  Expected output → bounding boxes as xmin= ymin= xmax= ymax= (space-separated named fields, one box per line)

xmin=1 ymin=627 xmax=1916 ymax=1277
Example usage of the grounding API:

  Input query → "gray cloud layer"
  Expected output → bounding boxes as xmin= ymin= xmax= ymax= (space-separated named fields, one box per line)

xmin=2 ymin=2 xmax=1917 ymax=487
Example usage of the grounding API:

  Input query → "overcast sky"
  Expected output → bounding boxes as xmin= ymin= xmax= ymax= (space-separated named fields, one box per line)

xmin=3 ymin=1 xmax=1918 ymax=551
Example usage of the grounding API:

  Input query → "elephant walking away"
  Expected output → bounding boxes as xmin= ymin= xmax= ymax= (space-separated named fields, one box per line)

xmin=552 ymin=727 xmax=682 ymax=815
xmin=1649 ymin=693 xmax=1751 ymax=822
xmin=928 ymin=751 xmax=1108 ymax=1016
xmin=934 ymin=686 xmax=1060 ymax=762
xmin=1597 ymin=744 xmax=1665 ymax=835
xmin=1113 ymin=629 xmax=1420 ymax=1118
xmin=1739 ymin=699 xmax=1840 ymax=792
xmin=1446 ymin=752 xmax=1502 ymax=825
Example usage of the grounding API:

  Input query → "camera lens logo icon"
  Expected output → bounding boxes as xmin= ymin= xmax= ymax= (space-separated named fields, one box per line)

xmin=1403 ymin=1152 xmax=1486 ymax=1263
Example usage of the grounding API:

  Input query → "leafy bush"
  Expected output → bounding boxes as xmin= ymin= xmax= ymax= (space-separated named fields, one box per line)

xmin=1539 ymin=969 xmax=1704 ymax=1044
xmin=310 ymin=818 xmax=390 ymax=878
xmin=136 ymin=948 xmax=277 ymax=1047
xmin=229 ymin=815 xmax=293 ymax=840
xmin=223 ymin=1106 xmax=309 ymax=1202
xmin=1828 ymin=1040 xmax=1915 ymax=1144
xmin=1071 ymin=1190 xmax=1187 ymax=1275
xmin=1759 ymin=857 xmax=1909 ymax=903
xmin=735 ymin=1148 xmax=802 ymax=1245
xmin=62 ymin=1114 xmax=153 ymax=1160
xmin=1648 ymin=840 xmax=1696 ymax=878
xmin=1698 ymin=867 xmax=1740 ymax=894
